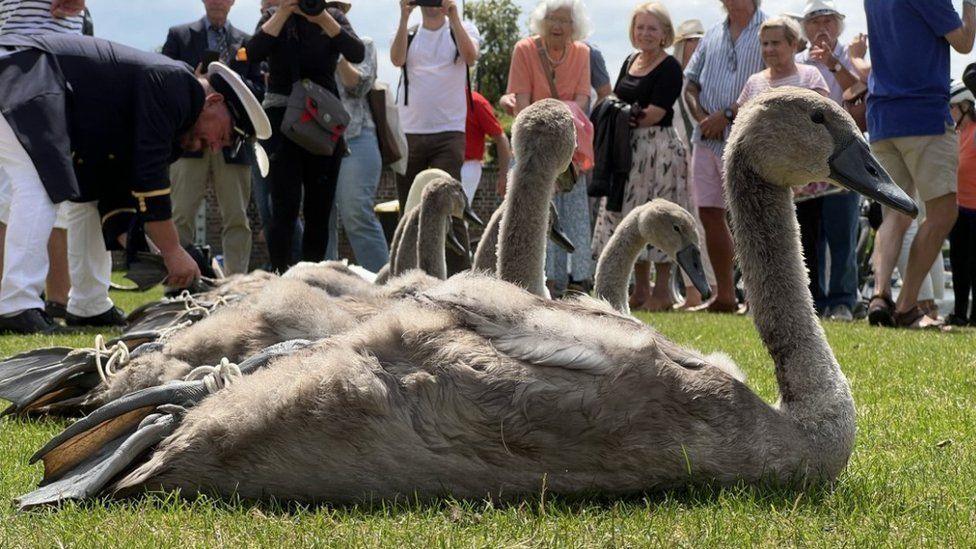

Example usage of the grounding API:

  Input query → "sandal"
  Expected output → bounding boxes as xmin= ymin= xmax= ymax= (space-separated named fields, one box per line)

xmin=893 ymin=305 xmax=946 ymax=330
xmin=867 ymin=294 xmax=895 ymax=327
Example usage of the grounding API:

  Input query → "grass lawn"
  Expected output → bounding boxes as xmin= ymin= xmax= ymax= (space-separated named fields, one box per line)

xmin=1 ymin=285 xmax=975 ymax=546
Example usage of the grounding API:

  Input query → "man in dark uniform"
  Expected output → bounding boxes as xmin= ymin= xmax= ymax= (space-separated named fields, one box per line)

xmin=162 ymin=0 xmax=264 ymax=275
xmin=0 ymin=33 xmax=269 ymax=333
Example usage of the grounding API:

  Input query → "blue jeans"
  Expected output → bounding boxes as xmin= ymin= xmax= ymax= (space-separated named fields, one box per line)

xmin=545 ymin=176 xmax=594 ymax=289
xmin=817 ymin=191 xmax=861 ymax=309
xmin=326 ymin=128 xmax=389 ymax=272
xmin=252 ymin=163 xmax=301 ymax=266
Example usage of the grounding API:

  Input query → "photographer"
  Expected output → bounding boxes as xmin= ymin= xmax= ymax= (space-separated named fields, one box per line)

xmin=390 ymin=0 xmax=479 ymax=273
xmin=247 ymin=0 xmax=364 ymax=273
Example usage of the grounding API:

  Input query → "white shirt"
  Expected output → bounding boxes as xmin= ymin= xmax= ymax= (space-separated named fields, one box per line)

xmin=0 ymin=0 xmax=83 ymax=35
xmin=396 ymin=19 xmax=480 ymax=134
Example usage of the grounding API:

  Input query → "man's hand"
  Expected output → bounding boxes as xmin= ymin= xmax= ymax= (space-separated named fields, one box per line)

xmin=809 ymin=35 xmax=838 ymax=67
xmin=50 ymin=0 xmax=84 ymax=18
xmin=443 ymin=0 xmax=459 ymax=19
xmin=162 ymin=247 xmax=201 ymax=289
xmin=399 ymin=0 xmax=416 ymax=19
xmin=699 ymin=111 xmax=729 ymax=140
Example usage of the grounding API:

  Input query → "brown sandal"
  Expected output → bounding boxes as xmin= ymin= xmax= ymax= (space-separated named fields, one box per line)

xmin=893 ymin=305 xmax=946 ymax=330
xmin=867 ymin=294 xmax=895 ymax=327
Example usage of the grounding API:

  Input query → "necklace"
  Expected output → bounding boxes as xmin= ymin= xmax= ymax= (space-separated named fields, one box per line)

xmin=631 ymin=49 xmax=666 ymax=75
xmin=544 ymin=41 xmax=568 ymax=67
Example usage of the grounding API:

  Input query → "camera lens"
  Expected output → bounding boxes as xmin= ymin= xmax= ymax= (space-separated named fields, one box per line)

xmin=299 ymin=0 xmax=326 ymax=16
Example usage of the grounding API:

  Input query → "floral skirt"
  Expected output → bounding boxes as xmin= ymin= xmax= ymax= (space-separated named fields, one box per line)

xmin=591 ymin=126 xmax=690 ymax=263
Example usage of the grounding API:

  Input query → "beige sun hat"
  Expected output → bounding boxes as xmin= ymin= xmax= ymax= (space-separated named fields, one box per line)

xmin=803 ymin=0 xmax=845 ymax=20
xmin=329 ymin=1 xmax=352 ymax=13
xmin=404 ymin=168 xmax=453 ymax=213
xmin=674 ymin=19 xmax=704 ymax=44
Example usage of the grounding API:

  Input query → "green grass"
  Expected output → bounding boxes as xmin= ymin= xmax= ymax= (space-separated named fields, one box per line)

xmin=1 ymin=287 xmax=975 ymax=546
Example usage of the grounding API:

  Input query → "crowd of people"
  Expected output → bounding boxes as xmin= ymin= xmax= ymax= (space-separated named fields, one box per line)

xmin=0 ymin=0 xmax=974 ymax=335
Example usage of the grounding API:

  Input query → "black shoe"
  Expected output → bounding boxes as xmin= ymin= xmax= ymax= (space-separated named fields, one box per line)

xmin=0 ymin=308 xmax=69 ymax=334
xmin=44 ymin=300 xmax=67 ymax=320
xmin=65 ymin=306 xmax=127 ymax=328
xmin=945 ymin=313 xmax=971 ymax=327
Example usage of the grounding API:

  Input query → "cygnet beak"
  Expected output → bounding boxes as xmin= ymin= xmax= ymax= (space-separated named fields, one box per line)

xmin=546 ymin=201 xmax=575 ymax=252
xmin=675 ymin=244 xmax=711 ymax=301
xmin=828 ymin=138 xmax=918 ymax=218
xmin=463 ymin=206 xmax=485 ymax=228
xmin=446 ymin=228 xmax=467 ymax=255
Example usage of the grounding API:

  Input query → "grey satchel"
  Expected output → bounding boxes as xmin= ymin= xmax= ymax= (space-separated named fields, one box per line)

xmin=281 ymin=78 xmax=350 ymax=156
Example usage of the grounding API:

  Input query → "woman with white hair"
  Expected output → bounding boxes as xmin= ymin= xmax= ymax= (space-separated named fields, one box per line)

xmin=507 ymin=0 xmax=594 ymax=297
xmin=795 ymin=0 xmax=864 ymax=321
xmin=591 ymin=3 xmax=691 ymax=312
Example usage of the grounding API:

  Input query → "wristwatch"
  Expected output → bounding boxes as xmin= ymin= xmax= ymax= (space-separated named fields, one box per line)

xmin=723 ymin=107 xmax=735 ymax=122
xmin=829 ymin=62 xmax=843 ymax=73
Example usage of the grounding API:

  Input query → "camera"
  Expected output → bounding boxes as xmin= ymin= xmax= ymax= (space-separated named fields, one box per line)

xmin=298 ymin=0 xmax=327 ymax=16
xmin=411 ymin=0 xmax=443 ymax=6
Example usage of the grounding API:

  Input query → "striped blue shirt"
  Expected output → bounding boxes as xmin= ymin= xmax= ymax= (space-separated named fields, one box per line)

xmin=0 ymin=0 xmax=82 ymax=35
xmin=684 ymin=9 xmax=767 ymax=156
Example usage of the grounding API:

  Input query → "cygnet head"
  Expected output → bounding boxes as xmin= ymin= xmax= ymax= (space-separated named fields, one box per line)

xmin=727 ymin=87 xmax=917 ymax=217
xmin=511 ymin=98 xmax=577 ymax=181
xmin=634 ymin=199 xmax=711 ymax=299
xmin=421 ymin=178 xmax=475 ymax=253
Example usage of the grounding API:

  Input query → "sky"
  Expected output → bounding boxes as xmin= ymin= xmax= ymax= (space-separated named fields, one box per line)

xmin=87 ymin=0 xmax=974 ymax=87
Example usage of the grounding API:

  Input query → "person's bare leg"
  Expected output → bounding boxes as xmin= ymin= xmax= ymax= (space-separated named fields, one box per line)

xmin=699 ymin=207 xmax=737 ymax=309
xmin=630 ymin=260 xmax=652 ymax=309
xmin=644 ymin=262 xmax=675 ymax=311
xmin=45 ymin=228 xmax=69 ymax=305
xmin=895 ymin=193 xmax=958 ymax=314
xmin=872 ymin=207 xmax=913 ymax=298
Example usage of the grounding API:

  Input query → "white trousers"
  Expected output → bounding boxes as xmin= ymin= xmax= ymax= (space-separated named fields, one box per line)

xmin=460 ymin=160 xmax=482 ymax=204
xmin=0 ymin=114 xmax=113 ymax=317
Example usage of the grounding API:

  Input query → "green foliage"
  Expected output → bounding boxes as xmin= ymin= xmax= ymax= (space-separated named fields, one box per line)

xmin=2 ymin=287 xmax=976 ymax=545
xmin=465 ymin=0 xmax=521 ymax=105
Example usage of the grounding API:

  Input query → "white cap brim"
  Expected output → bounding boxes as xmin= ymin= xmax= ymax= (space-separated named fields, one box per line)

xmin=208 ymin=61 xmax=272 ymax=141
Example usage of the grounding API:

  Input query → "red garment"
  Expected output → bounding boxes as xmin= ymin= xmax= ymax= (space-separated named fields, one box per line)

xmin=465 ymin=90 xmax=504 ymax=161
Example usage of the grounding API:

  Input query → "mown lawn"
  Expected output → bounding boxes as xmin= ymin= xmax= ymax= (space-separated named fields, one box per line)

xmin=1 ymin=285 xmax=975 ymax=546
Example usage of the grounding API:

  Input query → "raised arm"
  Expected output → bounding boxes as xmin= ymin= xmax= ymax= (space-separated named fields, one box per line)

xmin=946 ymin=2 xmax=976 ymax=54
xmin=390 ymin=0 xmax=415 ymax=68
xmin=445 ymin=0 xmax=479 ymax=66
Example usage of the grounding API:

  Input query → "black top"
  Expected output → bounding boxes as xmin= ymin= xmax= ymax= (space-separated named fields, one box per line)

xmin=247 ymin=8 xmax=364 ymax=98
xmin=0 ymin=34 xmax=204 ymax=222
xmin=613 ymin=54 xmax=683 ymax=128
xmin=161 ymin=17 xmax=264 ymax=164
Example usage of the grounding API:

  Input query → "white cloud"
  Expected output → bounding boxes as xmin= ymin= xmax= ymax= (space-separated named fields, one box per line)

xmin=87 ymin=0 xmax=972 ymax=88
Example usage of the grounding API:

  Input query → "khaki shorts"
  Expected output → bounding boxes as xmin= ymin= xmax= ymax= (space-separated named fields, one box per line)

xmin=870 ymin=129 xmax=958 ymax=203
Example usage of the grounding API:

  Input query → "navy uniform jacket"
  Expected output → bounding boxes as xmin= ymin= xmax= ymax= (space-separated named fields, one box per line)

xmin=161 ymin=17 xmax=264 ymax=165
xmin=0 ymin=34 xmax=204 ymax=240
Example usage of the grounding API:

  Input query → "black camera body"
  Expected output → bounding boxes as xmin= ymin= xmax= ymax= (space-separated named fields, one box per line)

xmin=299 ymin=0 xmax=327 ymax=16
xmin=411 ymin=0 xmax=443 ymax=6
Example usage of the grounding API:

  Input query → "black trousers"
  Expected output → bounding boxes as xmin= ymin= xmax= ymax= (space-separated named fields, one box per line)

xmin=266 ymin=107 xmax=342 ymax=274
xmin=796 ymin=197 xmax=825 ymax=310
xmin=950 ymin=206 xmax=976 ymax=319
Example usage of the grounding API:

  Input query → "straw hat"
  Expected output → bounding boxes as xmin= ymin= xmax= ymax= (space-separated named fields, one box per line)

xmin=803 ymin=0 xmax=844 ymax=20
xmin=674 ymin=20 xmax=704 ymax=44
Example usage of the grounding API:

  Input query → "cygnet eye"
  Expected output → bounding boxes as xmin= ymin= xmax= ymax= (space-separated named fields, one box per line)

xmin=810 ymin=110 xmax=826 ymax=125
xmin=672 ymin=224 xmax=681 ymax=233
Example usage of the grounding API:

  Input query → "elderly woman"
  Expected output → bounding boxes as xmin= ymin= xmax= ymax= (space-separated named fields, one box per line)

xmin=795 ymin=0 xmax=864 ymax=321
xmin=736 ymin=16 xmax=829 ymax=310
xmin=590 ymin=3 xmax=688 ymax=311
xmin=507 ymin=0 xmax=593 ymax=297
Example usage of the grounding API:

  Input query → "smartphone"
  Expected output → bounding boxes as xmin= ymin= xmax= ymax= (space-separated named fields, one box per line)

xmin=411 ymin=0 xmax=443 ymax=6
xmin=201 ymin=50 xmax=221 ymax=66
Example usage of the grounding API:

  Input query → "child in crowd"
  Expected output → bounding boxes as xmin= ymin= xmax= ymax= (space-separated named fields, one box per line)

xmin=948 ymin=81 xmax=976 ymax=326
